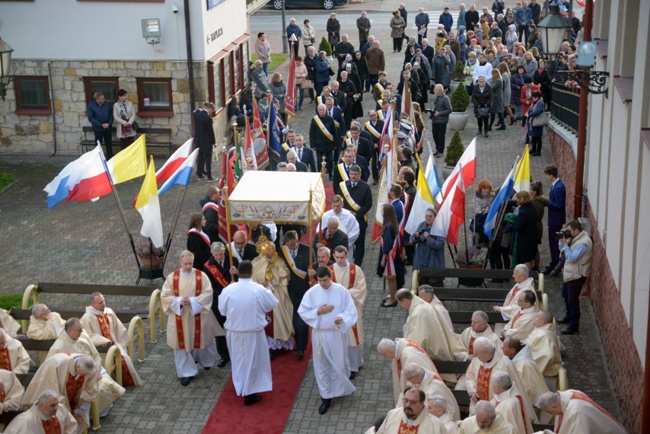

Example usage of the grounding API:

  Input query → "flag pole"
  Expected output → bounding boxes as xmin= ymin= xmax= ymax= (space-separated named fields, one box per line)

xmin=223 ymin=185 xmax=235 ymax=282
xmin=483 ymin=201 xmax=508 ymax=269
xmin=163 ymin=185 xmax=190 ymax=272
xmin=446 ymin=241 xmax=458 ymax=268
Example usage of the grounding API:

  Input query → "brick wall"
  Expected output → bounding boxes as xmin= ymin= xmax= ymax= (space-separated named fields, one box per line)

xmin=549 ymin=128 xmax=644 ymax=434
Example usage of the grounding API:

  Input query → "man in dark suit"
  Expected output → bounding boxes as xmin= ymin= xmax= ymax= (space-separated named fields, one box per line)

xmin=280 ymin=129 xmax=297 ymax=162
xmin=200 ymin=186 xmax=220 ymax=243
xmin=229 ymin=230 xmax=258 ymax=263
xmin=341 ymin=165 xmax=373 ymax=265
xmin=330 ymin=81 xmax=346 ymax=109
xmin=345 ymin=124 xmax=372 ymax=163
xmin=287 ymin=151 xmax=308 ymax=172
xmin=364 ymin=110 xmax=385 ymax=184
xmin=292 ymin=134 xmax=316 ymax=172
xmin=544 ymin=165 xmax=566 ymax=274
xmin=333 ymin=147 xmax=369 ymax=194
xmin=194 ymin=102 xmax=217 ymax=182
xmin=203 ymin=241 xmax=238 ymax=367
xmin=309 ymin=104 xmax=340 ymax=178
xmin=312 ymin=216 xmax=349 ymax=258
xmin=279 ymin=231 xmax=312 ymax=358
xmin=325 ymin=97 xmax=346 ymax=149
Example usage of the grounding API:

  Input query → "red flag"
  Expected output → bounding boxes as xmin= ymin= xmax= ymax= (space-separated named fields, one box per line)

xmin=285 ymin=50 xmax=296 ymax=124
xmin=217 ymin=153 xmax=238 ymax=243
xmin=441 ymin=137 xmax=476 ymax=199
xmin=251 ymin=97 xmax=270 ymax=169
xmin=447 ymin=163 xmax=466 ymax=245
xmin=244 ymin=116 xmax=257 ymax=170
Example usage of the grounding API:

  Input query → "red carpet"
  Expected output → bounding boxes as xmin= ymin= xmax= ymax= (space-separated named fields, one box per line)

xmin=299 ymin=182 xmax=335 ymax=244
xmin=202 ymin=345 xmax=313 ymax=434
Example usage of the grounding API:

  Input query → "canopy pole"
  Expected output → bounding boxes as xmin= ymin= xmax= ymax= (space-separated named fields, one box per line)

xmin=223 ymin=185 xmax=235 ymax=282
xmin=308 ymin=186 xmax=314 ymax=275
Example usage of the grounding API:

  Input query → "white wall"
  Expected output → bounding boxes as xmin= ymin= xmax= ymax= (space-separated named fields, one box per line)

xmin=0 ymin=0 xmax=245 ymax=61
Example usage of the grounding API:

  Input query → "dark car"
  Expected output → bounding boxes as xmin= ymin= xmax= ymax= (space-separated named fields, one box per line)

xmin=271 ymin=0 xmax=348 ymax=10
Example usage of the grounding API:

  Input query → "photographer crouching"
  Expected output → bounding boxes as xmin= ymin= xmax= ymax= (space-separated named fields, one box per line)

xmin=556 ymin=220 xmax=593 ymax=335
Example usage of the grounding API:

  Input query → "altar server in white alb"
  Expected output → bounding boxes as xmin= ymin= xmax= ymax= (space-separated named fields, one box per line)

xmin=218 ymin=260 xmax=278 ymax=406
xmin=161 ymin=250 xmax=223 ymax=386
xmin=298 ymin=266 xmax=358 ymax=415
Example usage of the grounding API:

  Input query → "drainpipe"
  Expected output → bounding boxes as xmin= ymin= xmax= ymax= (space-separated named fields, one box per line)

xmin=48 ymin=63 xmax=57 ymax=156
xmin=183 ymin=0 xmax=196 ymax=134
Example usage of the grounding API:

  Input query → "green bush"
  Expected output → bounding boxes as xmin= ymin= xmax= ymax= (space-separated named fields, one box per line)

xmin=452 ymin=60 xmax=465 ymax=82
xmin=445 ymin=131 xmax=465 ymax=167
xmin=0 ymin=173 xmax=14 ymax=191
xmin=450 ymin=82 xmax=470 ymax=112
xmin=318 ymin=37 xmax=332 ymax=57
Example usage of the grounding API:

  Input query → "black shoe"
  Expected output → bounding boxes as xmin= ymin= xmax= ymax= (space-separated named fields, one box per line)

xmin=496 ymin=125 xmax=506 ymax=130
xmin=318 ymin=399 xmax=332 ymax=415
xmin=217 ymin=357 xmax=230 ymax=368
xmin=297 ymin=350 xmax=305 ymax=359
xmin=349 ymin=371 xmax=357 ymax=380
xmin=542 ymin=266 xmax=553 ymax=275
xmin=244 ymin=394 xmax=262 ymax=406
xmin=180 ymin=377 xmax=191 ymax=386
xmin=484 ymin=132 xmax=489 ymax=138
xmin=478 ymin=129 xmax=482 ymax=135
xmin=561 ymin=326 xmax=579 ymax=335
xmin=557 ymin=316 xmax=570 ymax=324
xmin=207 ymin=177 xmax=217 ymax=183
xmin=197 ymin=175 xmax=206 ymax=180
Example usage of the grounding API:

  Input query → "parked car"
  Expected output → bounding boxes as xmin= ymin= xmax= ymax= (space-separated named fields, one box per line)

xmin=271 ymin=0 xmax=348 ymax=10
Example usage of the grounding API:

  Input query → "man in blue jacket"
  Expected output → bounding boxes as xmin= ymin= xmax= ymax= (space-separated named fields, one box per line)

xmin=543 ymin=165 xmax=566 ymax=274
xmin=439 ymin=7 xmax=454 ymax=34
xmin=87 ymin=92 xmax=114 ymax=158
xmin=515 ymin=1 xmax=532 ymax=43
xmin=286 ymin=18 xmax=302 ymax=58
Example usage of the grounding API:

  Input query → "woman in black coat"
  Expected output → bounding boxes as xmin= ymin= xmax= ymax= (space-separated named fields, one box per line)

xmin=471 ymin=75 xmax=493 ymax=137
xmin=303 ymin=47 xmax=318 ymax=103
xmin=512 ymin=191 xmax=538 ymax=269
xmin=533 ymin=59 xmax=551 ymax=111
xmin=186 ymin=213 xmax=211 ymax=270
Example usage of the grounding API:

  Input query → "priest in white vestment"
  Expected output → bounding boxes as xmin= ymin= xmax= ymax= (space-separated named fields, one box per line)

xmin=330 ymin=246 xmax=367 ymax=375
xmin=251 ymin=239 xmax=294 ymax=351
xmin=27 ymin=304 xmax=66 ymax=364
xmin=45 ymin=318 xmax=124 ymax=417
xmin=457 ymin=311 xmax=502 ymax=361
xmin=427 ymin=395 xmax=459 ymax=434
xmin=0 ymin=308 xmax=20 ymax=337
xmin=377 ymin=338 xmax=439 ymax=406
xmin=5 ymin=390 xmax=77 ymax=434
xmin=502 ymin=336 xmax=549 ymax=406
xmin=524 ymin=311 xmax=562 ymax=390
xmin=377 ymin=387 xmax=447 ymax=434
xmin=536 ymin=390 xmax=627 ymax=434
xmin=0 ymin=368 xmax=25 ymax=430
xmin=161 ymin=250 xmax=222 ymax=386
xmin=489 ymin=371 xmax=534 ymax=434
xmin=458 ymin=401 xmax=516 ymax=434
xmin=400 ymin=363 xmax=460 ymax=421
xmin=80 ymin=292 xmax=142 ymax=387
xmin=219 ymin=260 xmax=278 ymax=406
xmin=298 ymin=266 xmax=358 ymax=415
xmin=21 ymin=354 xmax=98 ymax=434
xmin=417 ymin=285 xmax=455 ymax=340
xmin=500 ymin=290 xmax=537 ymax=342
xmin=319 ymin=195 xmax=360 ymax=260
xmin=459 ymin=337 xmax=536 ymax=423
xmin=492 ymin=264 xmax=538 ymax=320
xmin=0 ymin=330 xmax=30 ymax=374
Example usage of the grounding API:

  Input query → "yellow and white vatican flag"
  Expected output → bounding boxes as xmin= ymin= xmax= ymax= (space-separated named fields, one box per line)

xmin=107 ymin=134 xmax=147 ymax=184
xmin=513 ymin=144 xmax=531 ymax=192
xmin=405 ymin=153 xmax=436 ymax=235
xmin=134 ymin=156 xmax=164 ymax=248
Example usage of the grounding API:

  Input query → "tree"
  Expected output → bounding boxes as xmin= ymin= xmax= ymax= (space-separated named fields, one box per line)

xmin=318 ymin=37 xmax=332 ymax=57
xmin=444 ymin=130 xmax=465 ymax=167
xmin=450 ymin=82 xmax=470 ymax=112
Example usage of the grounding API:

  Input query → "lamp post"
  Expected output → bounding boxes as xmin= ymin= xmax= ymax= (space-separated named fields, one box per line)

xmin=0 ymin=38 xmax=14 ymax=101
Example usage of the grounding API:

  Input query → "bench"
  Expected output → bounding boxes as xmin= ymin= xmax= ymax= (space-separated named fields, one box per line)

xmin=80 ymin=126 xmax=118 ymax=154
xmin=11 ymin=308 xmax=146 ymax=364
xmin=413 ymin=268 xmax=544 ymax=293
xmin=22 ymin=282 xmax=165 ymax=345
xmin=136 ymin=127 xmax=173 ymax=157
xmin=448 ymin=311 xmax=506 ymax=325
xmin=433 ymin=288 xmax=548 ymax=311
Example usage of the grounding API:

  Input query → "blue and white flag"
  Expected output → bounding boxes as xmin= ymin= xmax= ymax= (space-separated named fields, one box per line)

xmin=484 ymin=156 xmax=519 ymax=240
xmin=268 ymin=102 xmax=282 ymax=158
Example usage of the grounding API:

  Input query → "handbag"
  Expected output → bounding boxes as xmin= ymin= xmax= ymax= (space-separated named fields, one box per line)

xmin=301 ymin=79 xmax=313 ymax=90
xmin=531 ymin=111 xmax=549 ymax=127
xmin=131 ymin=121 xmax=139 ymax=131
xmin=477 ymin=107 xmax=490 ymax=117
xmin=329 ymin=67 xmax=335 ymax=76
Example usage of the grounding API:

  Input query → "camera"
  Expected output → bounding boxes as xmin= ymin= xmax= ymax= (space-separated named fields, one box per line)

xmin=172 ymin=4 xmax=179 ymax=13
xmin=555 ymin=229 xmax=571 ymax=239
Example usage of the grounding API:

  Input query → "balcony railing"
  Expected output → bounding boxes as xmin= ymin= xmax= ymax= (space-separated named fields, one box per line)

xmin=550 ymin=83 xmax=579 ymax=135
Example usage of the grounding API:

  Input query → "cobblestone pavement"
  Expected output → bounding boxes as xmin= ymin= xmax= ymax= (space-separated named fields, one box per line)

xmin=0 ymin=2 xmax=619 ymax=433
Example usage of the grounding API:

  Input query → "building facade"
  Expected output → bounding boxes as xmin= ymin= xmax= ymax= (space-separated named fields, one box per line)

xmin=0 ymin=0 xmax=255 ymax=154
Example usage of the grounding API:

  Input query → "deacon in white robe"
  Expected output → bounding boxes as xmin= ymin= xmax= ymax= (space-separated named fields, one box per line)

xmin=492 ymin=265 xmax=537 ymax=320
xmin=5 ymin=390 xmax=77 ymax=434
xmin=489 ymin=371 xmax=534 ymax=434
xmin=27 ymin=304 xmax=66 ymax=364
xmin=80 ymin=293 xmax=142 ymax=387
xmin=319 ymin=196 xmax=360 ymax=260
xmin=524 ymin=311 xmax=562 ymax=390
xmin=458 ymin=401 xmax=516 ymax=434
xmin=218 ymin=261 xmax=278 ymax=405
xmin=537 ymin=390 xmax=627 ymax=434
xmin=417 ymin=286 xmax=455 ymax=339
xmin=377 ymin=388 xmax=447 ymax=434
xmin=427 ymin=394 xmax=459 ymax=434
xmin=45 ymin=318 xmax=125 ymax=417
xmin=161 ymin=250 xmax=222 ymax=385
xmin=0 ymin=330 xmax=30 ymax=375
xmin=298 ymin=266 xmax=357 ymax=414
xmin=330 ymin=247 xmax=367 ymax=374
xmin=502 ymin=337 xmax=549 ymax=406
xmin=400 ymin=363 xmax=460 ymax=421
xmin=500 ymin=290 xmax=537 ymax=342
xmin=21 ymin=354 xmax=98 ymax=434
xmin=0 ymin=308 xmax=20 ymax=337
xmin=0 ymin=368 xmax=25 ymax=415
xmin=377 ymin=338 xmax=439 ymax=406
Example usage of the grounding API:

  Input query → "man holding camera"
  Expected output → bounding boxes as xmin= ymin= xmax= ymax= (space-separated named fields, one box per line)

xmin=557 ymin=220 xmax=593 ymax=335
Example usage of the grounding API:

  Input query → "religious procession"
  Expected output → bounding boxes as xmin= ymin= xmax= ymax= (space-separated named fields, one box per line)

xmin=0 ymin=0 xmax=639 ymax=432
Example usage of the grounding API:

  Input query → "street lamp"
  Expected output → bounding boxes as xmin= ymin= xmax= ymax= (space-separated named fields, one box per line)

xmin=537 ymin=0 xmax=570 ymax=57
xmin=0 ymin=37 xmax=14 ymax=101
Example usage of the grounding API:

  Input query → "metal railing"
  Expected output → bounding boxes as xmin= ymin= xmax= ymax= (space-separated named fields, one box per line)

xmin=550 ymin=83 xmax=580 ymax=135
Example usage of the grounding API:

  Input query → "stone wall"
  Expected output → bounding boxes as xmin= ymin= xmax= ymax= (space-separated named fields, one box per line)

xmin=0 ymin=59 xmax=234 ymax=155
xmin=549 ymin=128 xmax=643 ymax=434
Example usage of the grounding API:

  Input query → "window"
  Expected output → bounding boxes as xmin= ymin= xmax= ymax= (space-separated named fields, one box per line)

xmin=207 ymin=37 xmax=250 ymax=112
xmin=84 ymin=77 xmax=118 ymax=106
xmin=242 ymin=43 xmax=250 ymax=87
xmin=15 ymin=76 xmax=50 ymax=115
xmin=136 ymin=78 xmax=173 ymax=116
xmin=214 ymin=61 xmax=223 ymax=110
xmin=223 ymin=55 xmax=231 ymax=103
